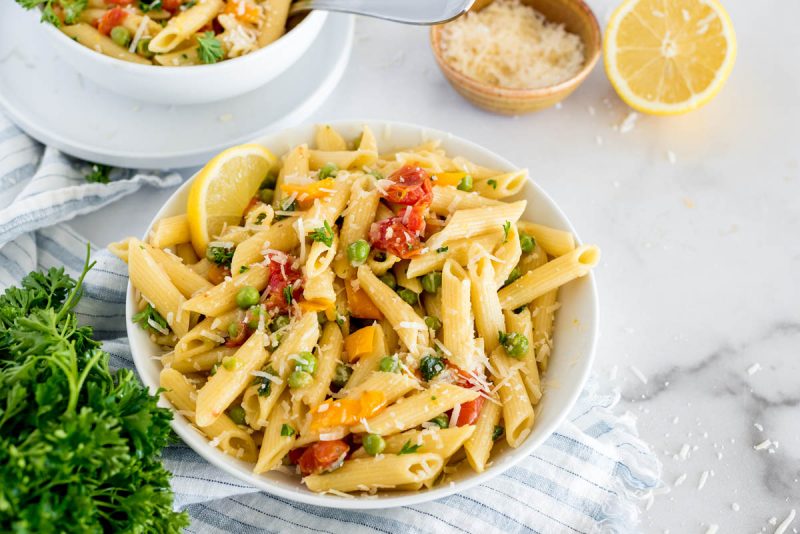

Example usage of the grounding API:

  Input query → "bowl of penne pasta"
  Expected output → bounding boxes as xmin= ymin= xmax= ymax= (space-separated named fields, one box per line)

xmin=31 ymin=0 xmax=327 ymax=104
xmin=115 ymin=121 xmax=600 ymax=508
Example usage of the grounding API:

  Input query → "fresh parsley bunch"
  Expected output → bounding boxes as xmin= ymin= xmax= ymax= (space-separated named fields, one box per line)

xmin=0 ymin=249 xmax=189 ymax=533
xmin=16 ymin=0 xmax=87 ymax=26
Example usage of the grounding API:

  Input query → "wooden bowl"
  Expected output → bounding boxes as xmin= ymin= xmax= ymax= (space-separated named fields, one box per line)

xmin=430 ymin=0 xmax=601 ymax=115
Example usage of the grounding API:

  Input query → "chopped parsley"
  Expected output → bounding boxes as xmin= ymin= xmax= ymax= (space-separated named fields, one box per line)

xmin=254 ymin=366 xmax=276 ymax=397
xmin=502 ymin=220 xmax=511 ymax=243
xmin=419 ymin=354 xmax=445 ymax=381
xmin=197 ymin=32 xmax=224 ymax=64
xmin=487 ymin=179 xmax=498 ymax=190
xmin=283 ymin=285 xmax=294 ymax=306
xmin=17 ymin=0 xmax=87 ymax=26
xmin=138 ymin=0 xmax=162 ymax=12
xmin=492 ymin=425 xmax=505 ymax=441
xmin=275 ymin=199 xmax=298 ymax=220
xmin=398 ymin=440 xmax=422 ymax=455
xmin=310 ymin=221 xmax=334 ymax=247
xmin=280 ymin=424 xmax=295 ymax=437
xmin=436 ymin=246 xmax=449 ymax=253
xmin=85 ymin=163 xmax=111 ymax=184
xmin=132 ymin=303 xmax=169 ymax=333
xmin=206 ymin=244 xmax=234 ymax=266
xmin=239 ymin=265 xmax=250 ymax=273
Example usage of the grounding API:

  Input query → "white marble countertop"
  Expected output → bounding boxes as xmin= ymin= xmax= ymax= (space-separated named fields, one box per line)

xmin=70 ymin=1 xmax=800 ymax=532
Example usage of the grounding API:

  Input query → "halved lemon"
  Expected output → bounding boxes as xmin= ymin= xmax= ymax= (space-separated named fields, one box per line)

xmin=604 ymin=0 xmax=737 ymax=115
xmin=187 ymin=144 xmax=277 ymax=256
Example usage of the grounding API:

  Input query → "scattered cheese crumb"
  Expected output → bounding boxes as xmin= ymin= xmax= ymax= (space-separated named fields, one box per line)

xmin=704 ymin=525 xmax=718 ymax=534
xmin=619 ymin=111 xmax=638 ymax=133
xmin=747 ymin=363 xmax=763 ymax=375
xmin=775 ymin=510 xmax=796 ymax=534
xmin=629 ymin=365 xmax=648 ymax=384
xmin=754 ymin=439 xmax=772 ymax=451
xmin=732 ymin=502 xmax=740 ymax=512
xmin=218 ymin=113 xmax=234 ymax=122
xmin=674 ymin=473 xmax=687 ymax=487
xmin=698 ymin=470 xmax=709 ymax=490
xmin=666 ymin=150 xmax=677 ymax=164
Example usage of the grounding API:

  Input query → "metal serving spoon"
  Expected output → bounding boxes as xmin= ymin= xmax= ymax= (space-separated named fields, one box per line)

xmin=289 ymin=0 xmax=475 ymax=25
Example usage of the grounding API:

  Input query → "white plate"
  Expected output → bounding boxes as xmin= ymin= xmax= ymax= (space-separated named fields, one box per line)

xmin=127 ymin=120 xmax=599 ymax=510
xmin=0 ymin=6 xmax=353 ymax=169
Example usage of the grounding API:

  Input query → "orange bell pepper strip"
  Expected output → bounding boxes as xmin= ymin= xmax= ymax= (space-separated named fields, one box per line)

xmin=311 ymin=391 xmax=386 ymax=430
xmin=345 ymin=282 xmax=383 ymax=320
xmin=432 ymin=171 xmax=467 ymax=187
xmin=224 ymin=0 xmax=262 ymax=24
xmin=344 ymin=325 xmax=378 ymax=362
xmin=280 ymin=178 xmax=336 ymax=209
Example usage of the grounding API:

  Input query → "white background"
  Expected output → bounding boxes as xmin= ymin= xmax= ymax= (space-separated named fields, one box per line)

xmin=71 ymin=1 xmax=800 ymax=532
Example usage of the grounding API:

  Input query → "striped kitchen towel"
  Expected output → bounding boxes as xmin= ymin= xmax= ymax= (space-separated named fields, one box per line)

xmin=0 ymin=117 xmax=662 ymax=533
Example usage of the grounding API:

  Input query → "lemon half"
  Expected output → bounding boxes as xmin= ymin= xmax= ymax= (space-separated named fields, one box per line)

xmin=604 ymin=0 xmax=737 ymax=115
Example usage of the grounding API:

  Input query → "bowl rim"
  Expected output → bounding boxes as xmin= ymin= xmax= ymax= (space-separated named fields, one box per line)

xmin=126 ymin=119 xmax=599 ymax=510
xmin=39 ymin=8 xmax=327 ymax=73
xmin=429 ymin=0 xmax=601 ymax=99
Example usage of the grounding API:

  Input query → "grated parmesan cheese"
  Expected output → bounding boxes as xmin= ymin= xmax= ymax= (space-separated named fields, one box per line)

xmin=439 ymin=0 xmax=585 ymax=89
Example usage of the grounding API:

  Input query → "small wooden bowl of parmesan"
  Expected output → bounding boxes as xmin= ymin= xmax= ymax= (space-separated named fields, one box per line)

xmin=430 ymin=0 xmax=601 ymax=114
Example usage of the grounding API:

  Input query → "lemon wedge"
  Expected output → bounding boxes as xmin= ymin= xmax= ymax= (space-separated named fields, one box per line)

xmin=186 ymin=144 xmax=277 ymax=256
xmin=604 ymin=0 xmax=736 ymax=115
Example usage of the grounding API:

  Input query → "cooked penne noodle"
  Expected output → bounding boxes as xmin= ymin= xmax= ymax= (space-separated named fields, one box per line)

xmin=315 ymin=124 xmax=347 ymax=151
xmin=498 ymin=244 xmax=600 ymax=310
xmin=531 ymin=289 xmax=559 ymax=373
xmin=464 ymin=399 xmax=502 ymax=473
xmin=516 ymin=221 xmax=576 ymax=258
xmin=303 ymin=453 xmax=444 ymax=493
xmin=149 ymin=0 xmax=224 ymax=53
xmin=149 ymin=246 xmax=213 ymax=298
xmin=504 ymin=309 xmax=541 ymax=404
xmin=492 ymin=223 xmax=522 ymax=288
xmin=467 ymin=245 xmax=505 ymax=353
xmin=473 ymin=169 xmax=528 ymax=199
xmin=426 ymin=200 xmax=527 ymax=249
xmin=258 ymin=0 xmax=291 ymax=46
xmin=183 ymin=264 xmax=269 ymax=316
xmin=406 ymin=231 xmax=503 ymax=278
xmin=430 ymin=186 xmax=503 ymax=215
xmin=301 ymin=322 xmax=344 ymax=408
xmin=163 ymin=345 xmax=236 ymax=374
xmin=332 ymin=176 xmax=380 ymax=278
xmin=160 ymin=368 xmax=257 ymax=462
xmin=441 ymin=259 xmax=475 ymax=370
xmin=489 ymin=347 xmax=534 ymax=448
xmin=61 ymin=24 xmax=152 ymax=64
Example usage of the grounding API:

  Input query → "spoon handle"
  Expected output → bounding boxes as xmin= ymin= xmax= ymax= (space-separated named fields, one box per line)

xmin=289 ymin=0 xmax=474 ymax=25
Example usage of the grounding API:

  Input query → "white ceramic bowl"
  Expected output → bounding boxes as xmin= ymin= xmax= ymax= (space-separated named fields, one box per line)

xmin=126 ymin=120 xmax=599 ymax=509
xmin=38 ymin=10 xmax=327 ymax=105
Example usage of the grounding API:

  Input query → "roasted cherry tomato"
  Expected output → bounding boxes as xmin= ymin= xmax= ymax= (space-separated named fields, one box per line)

xmin=382 ymin=166 xmax=432 ymax=206
xmin=162 ymin=0 xmax=184 ymax=12
xmin=263 ymin=252 xmax=304 ymax=312
xmin=96 ymin=7 xmax=127 ymax=35
xmin=368 ymin=217 xmax=423 ymax=260
xmin=455 ymin=397 xmax=485 ymax=426
xmin=225 ymin=321 xmax=251 ymax=347
xmin=297 ymin=440 xmax=350 ymax=476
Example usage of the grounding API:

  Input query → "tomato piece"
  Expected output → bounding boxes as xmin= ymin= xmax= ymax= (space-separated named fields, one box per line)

xmin=456 ymin=397 xmax=485 ymax=426
xmin=106 ymin=0 xmax=134 ymax=4
xmin=225 ymin=321 xmax=251 ymax=347
xmin=382 ymin=166 xmax=432 ymax=206
xmin=207 ymin=263 xmax=231 ymax=285
xmin=368 ymin=217 xmax=422 ymax=260
xmin=161 ymin=0 xmax=183 ymax=12
xmin=263 ymin=252 xmax=304 ymax=312
xmin=287 ymin=447 xmax=306 ymax=465
xmin=96 ymin=7 xmax=127 ymax=35
xmin=297 ymin=440 xmax=350 ymax=476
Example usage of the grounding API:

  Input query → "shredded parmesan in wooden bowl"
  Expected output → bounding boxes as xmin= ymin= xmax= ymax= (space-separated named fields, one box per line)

xmin=439 ymin=0 xmax=585 ymax=90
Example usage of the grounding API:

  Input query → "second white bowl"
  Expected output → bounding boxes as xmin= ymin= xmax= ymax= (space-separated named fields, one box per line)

xmin=38 ymin=10 xmax=327 ymax=105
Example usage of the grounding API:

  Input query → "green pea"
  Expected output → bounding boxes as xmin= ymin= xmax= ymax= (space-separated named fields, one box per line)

xmin=501 ymin=332 xmax=529 ymax=358
xmin=294 ymin=351 xmax=317 ymax=374
xmin=492 ymin=425 xmax=505 ymax=441
xmin=331 ymin=363 xmax=352 ymax=388
xmin=379 ymin=355 xmax=399 ymax=373
xmin=136 ymin=37 xmax=154 ymax=58
xmin=270 ymin=314 xmax=290 ymax=332
xmin=397 ymin=288 xmax=418 ymax=306
xmin=247 ymin=306 xmax=264 ymax=330
xmin=236 ymin=286 xmax=260 ymax=309
xmin=363 ymin=433 xmax=386 ymax=456
xmin=288 ymin=370 xmax=313 ymax=389
xmin=210 ymin=363 xmax=219 ymax=376
xmin=421 ymin=271 xmax=442 ymax=294
xmin=318 ymin=163 xmax=338 ymax=180
xmin=429 ymin=414 xmax=449 ymax=429
xmin=260 ymin=172 xmax=277 ymax=189
xmin=222 ymin=357 xmax=239 ymax=371
xmin=456 ymin=174 xmax=473 ymax=192
xmin=227 ymin=322 xmax=240 ymax=338
xmin=347 ymin=239 xmax=370 ymax=266
xmin=424 ymin=316 xmax=442 ymax=331
xmin=227 ymin=405 xmax=246 ymax=425
xmin=504 ymin=267 xmax=521 ymax=287
xmin=110 ymin=26 xmax=131 ymax=48
xmin=379 ymin=272 xmax=397 ymax=289
xmin=259 ymin=188 xmax=274 ymax=204
xmin=519 ymin=233 xmax=535 ymax=253
xmin=419 ymin=355 xmax=445 ymax=381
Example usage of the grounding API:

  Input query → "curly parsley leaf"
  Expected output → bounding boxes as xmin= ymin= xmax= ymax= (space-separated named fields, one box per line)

xmin=398 ymin=440 xmax=422 ymax=455
xmin=502 ymin=220 xmax=511 ymax=243
xmin=310 ymin=221 xmax=334 ymax=247
xmin=16 ymin=0 xmax=87 ymax=26
xmin=85 ymin=163 xmax=112 ymax=184
xmin=206 ymin=244 xmax=234 ymax=266
xmin=197 ymin=31 xmax=224 ymax=64
xmin=132 ymin=303 xmax=169 ymax=333
xmin=0 ymin=247 xmax=188 ymax=532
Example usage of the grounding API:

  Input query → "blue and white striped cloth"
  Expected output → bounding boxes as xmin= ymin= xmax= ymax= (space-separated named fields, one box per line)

xmin=0 ymin=114 xmax=662 ymax=534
